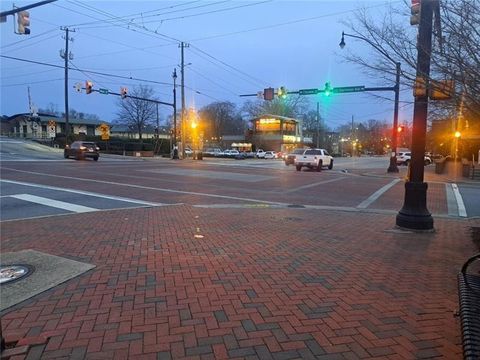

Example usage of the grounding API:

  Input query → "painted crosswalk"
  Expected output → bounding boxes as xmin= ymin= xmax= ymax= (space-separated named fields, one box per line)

xmin=0 ymin=179 xmax=167 ymax=221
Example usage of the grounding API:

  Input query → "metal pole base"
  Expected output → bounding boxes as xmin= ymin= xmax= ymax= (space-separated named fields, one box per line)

xmin=172 ymin=148 xmax=179 ymax=159
xmin=396 ymin=181 xmax=434 ymax=231
xmin=387 ymin=156 xmax=399 ymax=173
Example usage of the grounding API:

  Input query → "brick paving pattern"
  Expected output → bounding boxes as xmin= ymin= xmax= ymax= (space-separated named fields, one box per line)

xmin=1 ymin=205 xmax=478 ymax=359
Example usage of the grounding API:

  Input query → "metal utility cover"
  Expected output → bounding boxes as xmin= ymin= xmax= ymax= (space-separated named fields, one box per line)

xmin=0 ymin=249 xmax=95 ymax=311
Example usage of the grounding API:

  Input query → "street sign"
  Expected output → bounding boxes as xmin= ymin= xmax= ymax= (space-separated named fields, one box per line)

xmin=99 ymin=88 xmax=109 ymax=95
xmin=299 ymin=88 xmax=319 ymax=95
xmin=333 ymin=86 xmax=365 ymax=93
xmin=99 ymin=123 xmax=110 ymax=140
xmin=48 ymin=120 xmax=56 ymax=138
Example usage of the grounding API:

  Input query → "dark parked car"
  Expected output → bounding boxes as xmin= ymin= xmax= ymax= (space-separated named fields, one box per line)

xmin=64 ymin=141 xmax=100 ymax=161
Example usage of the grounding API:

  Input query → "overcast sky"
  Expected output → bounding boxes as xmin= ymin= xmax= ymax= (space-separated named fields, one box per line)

xmin=1 ymin=0 xmax=413 ymax=129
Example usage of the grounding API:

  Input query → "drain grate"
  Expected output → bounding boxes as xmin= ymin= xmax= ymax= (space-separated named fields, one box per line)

xmin=0 ymin=265 xmax=34 ymax=285
xmin=288 ymin=204 xmax=305 ymax=208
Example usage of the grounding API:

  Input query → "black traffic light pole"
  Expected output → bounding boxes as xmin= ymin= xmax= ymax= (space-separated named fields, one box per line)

xmin=78 ymin=78 xmax=178 ymax=158
xmin=396 ymin=0 xmax=435 ymax=231
xmin=339 ymin=32 xmax=400 ymax=173
xmin=0 ymin=0 xmax=57 ymax=18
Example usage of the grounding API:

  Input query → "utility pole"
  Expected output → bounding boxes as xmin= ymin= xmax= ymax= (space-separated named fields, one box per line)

xmin=396 ymin=0 xmax=436 ymax=231
xmin=180 ymin=41 xmax=189 ymax=159
xmin=387 ymin=62 xmax=401 ymax=172
xmin=60 ymin=27 xmax=74 ymax=140
xmin=351 ymin=115 xmax=355 ymax=156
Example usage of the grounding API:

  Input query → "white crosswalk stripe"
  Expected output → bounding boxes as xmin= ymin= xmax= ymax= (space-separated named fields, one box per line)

xmin=10 ymin=194 xmax=97 ymax=213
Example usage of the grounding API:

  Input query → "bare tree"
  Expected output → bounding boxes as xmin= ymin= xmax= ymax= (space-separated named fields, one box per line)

xmin=199 ymin=101 xmax=244 ymax=138
xmin=115 ymin=85 xmax=157 ymax=140
xmin=241 ymin=96 xmax=311 ymax=120
xmin=342 ymin=0 xmax=480 ymax=119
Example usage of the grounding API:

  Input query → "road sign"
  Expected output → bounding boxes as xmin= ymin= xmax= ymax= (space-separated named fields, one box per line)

xmin=333 ymin=86 xmax=365 ymax=93
xmin=48 ymin=120 xmax=56 ymax=138
xmin=99 ymin=123 xmax=110 ymax=140
xmin=99 ymin=88 xmax=109 ymax=95
xmin=299 ymin=88 xmax=319 ymax=95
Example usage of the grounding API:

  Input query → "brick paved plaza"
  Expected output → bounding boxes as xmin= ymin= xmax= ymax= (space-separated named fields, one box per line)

xmin=1 ymin=203 xmax=478 ymax=359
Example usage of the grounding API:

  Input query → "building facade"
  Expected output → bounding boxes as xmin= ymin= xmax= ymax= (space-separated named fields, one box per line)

xmin=249 ymin=114 xmax=305 ymax=153
xmin=1 ymin=113 xmax=105 ymax=139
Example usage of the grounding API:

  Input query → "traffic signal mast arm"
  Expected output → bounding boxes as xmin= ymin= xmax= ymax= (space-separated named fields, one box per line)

xmin=240 ymin=84 xmax=396 ymax=98
xmin=76 ymin=86 xmax=174 ymax=107
xmin=0 ymin=0 xmax=57 ymax=18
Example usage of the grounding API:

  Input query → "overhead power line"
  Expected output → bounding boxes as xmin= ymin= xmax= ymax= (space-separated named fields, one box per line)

xmin=1 ymin=55 xmax=173 ymax=86
xmin=1 ymin=55 xmax=221 ymax=101
xmin=189 ymin=45 xmax=267 ymax=87
xmin=187 ymin=2 xmax=400 ymax=42
xmin=67 ymin=0 xmax=220 ymax=27
xmin=135 ymin=1 xmax=273 ymax=26
xmin=52 ymin=2 xmax=178 ymax=45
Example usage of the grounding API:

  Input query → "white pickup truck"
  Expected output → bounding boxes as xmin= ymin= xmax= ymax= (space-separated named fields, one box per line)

xmin=294 ymin=148 xmax=333 ymax=172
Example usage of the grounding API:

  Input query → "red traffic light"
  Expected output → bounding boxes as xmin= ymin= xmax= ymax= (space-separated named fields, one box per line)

xmin=85 ymin=81 xmax=93 ymax=94
xmin=264 ymin=87 xmax=274 ymax=101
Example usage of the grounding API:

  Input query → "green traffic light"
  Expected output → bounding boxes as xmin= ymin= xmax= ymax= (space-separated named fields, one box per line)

xmin=278 ymin=86 xmax=287 ymax=99
xmin=324 ymin=82 xmax=332 ymax=96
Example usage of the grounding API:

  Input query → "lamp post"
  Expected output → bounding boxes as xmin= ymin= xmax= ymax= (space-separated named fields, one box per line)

xmin=172 ymin=68 xmax=179 ymax=159
xmin=454 ymin=131 xmax=461 ymax=161
xmin=340 ymin=31 xmax=400 ymax=173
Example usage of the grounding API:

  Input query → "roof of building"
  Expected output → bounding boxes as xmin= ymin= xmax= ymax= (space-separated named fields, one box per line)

xmin=255 ymin=114 xmax=299 ymax=122
xmin=110 ymin=124 xmax=167 ymax=134
xmin=5 ymin=113 xmax=107 ymax=126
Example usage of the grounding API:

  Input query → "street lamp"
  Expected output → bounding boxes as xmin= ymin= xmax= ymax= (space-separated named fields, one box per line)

xmin=172 ymin=68 xmax=179 ymax=159
xmin=340 ymin=31 xmax=401 ymax=173
xmin=454 ymin=131 xmax=461 ymax=161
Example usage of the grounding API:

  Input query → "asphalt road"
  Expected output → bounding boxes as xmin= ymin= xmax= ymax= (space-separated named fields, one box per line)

xmin=1 ymin=138 xmax=479 ymax=221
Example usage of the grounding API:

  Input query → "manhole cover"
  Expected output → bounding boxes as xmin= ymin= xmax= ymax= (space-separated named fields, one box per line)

xmin=0 ymin=265 xmax=33 ymax=285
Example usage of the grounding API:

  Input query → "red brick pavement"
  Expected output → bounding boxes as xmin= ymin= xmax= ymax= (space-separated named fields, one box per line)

xmin=1 ymin=205 xmax=478 ymax=359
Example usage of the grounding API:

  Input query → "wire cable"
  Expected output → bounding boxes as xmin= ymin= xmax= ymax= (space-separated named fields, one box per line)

xmin=2 ymin=29 xmax=58 ymax=49
xmin=189 ymin=45 xmax=267 ymax=87
xmin=67 ymin=0 xmax=218 ymax=28
xmin=188 ymin=2 xmax=399 ymax=42
xmin=1 ymin=55 xmax=173 ymax=86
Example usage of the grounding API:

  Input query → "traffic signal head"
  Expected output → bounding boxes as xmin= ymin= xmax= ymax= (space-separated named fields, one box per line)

xmin=410 ymin=0 xmax=421 ymax=25
xmin=17 ymin=11 xmax=30 ymax=35
xmin=324 ymin=82 xmax=332 ymax=96
xmin=264 ymin=87 xmax=274 ymax=101
xmin=85 ymin=81 xmax=93 ymax=94
xmin=277 ymin=86 xmax=287 ymax=99
xmin=121 ymin=87 xmax=128 ymax=99
xmin=397 ymin=125 xmax=405 ymax=133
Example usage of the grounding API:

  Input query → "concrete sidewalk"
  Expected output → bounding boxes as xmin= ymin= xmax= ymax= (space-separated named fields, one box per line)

xmin=1 ymin=205 xmax=479 ymax=359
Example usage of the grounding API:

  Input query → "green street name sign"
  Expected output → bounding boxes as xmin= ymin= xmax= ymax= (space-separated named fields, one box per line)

xmin=99 ymin=88 xmax=109 ymax=94
xmin=333 ymin=86 xmax=365 ymax=93
xmin=299 ymin=88 xmax=319 ymax=95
